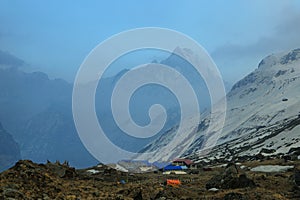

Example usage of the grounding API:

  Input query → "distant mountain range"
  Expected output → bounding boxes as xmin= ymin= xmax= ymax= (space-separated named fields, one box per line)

xmin=2 ymin=48 xmax=298 ymax=171
xmin=0 ymin=48 xmax=219 ymax=170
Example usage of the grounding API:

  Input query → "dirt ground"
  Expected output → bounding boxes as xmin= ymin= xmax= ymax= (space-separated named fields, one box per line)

xmin=0 ymin=159 xmax=299 ymax=200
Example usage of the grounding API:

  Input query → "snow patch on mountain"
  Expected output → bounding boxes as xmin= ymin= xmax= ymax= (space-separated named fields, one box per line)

xmin=189 ymin=48 xmax=300 ymax=162
xmin=140 ymin=48 xmax=300 ymax=163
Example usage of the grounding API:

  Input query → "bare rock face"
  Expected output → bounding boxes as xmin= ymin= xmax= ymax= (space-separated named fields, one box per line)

xmin=206 ymin=164 xmax=255 ymax=190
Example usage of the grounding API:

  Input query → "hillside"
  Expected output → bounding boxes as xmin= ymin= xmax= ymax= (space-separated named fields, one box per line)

xmin=188 ymin=48 xmax=300 ymax=163
xmin=0 ymin=159 xmax=299 ymax=199
xmin=138 ymin=48 xmax=300 ymax=164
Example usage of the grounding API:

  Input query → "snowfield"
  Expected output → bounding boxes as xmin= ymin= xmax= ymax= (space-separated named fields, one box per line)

xmin=250 ymin=165 xmax=294 ymax=173
xmin=139 ymin=48 xmax=300 ymax=163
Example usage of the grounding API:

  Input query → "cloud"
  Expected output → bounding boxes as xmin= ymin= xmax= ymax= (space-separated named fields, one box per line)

xmin=276 ymin=6 xmax=300 ymax=36
xmin=0 ymin=50 xmax=25 ymax=67
xmin=211 ymin=5 xmax=300 ymax=66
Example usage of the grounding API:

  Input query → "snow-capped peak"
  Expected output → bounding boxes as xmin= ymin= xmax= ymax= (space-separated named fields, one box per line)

xmin=139 ymin=48 xmax=300 ymax=164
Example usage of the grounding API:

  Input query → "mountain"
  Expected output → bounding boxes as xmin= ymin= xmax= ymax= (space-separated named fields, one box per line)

xmin=20 ymin=103 xmax=98 ymax=167
xmin=81 ymin=47 xmax=215 ymax=155
xmin=140 ymin=48 xmax=300 ymax=163
xmin=190 ymin=48 xmax=300 ymax=161
xmin=0 ymin=122 xmax=20 ymax=171
xmin=0 ymin=50 xmax=25 ymax=68
xmin=0 ymin=50 xmax=192 ymax=166
xmin=0 ymin=67 xmax=70 ymax=136
xmin=0 ymin=67 xmax=98 ymax=168
xmin=0 ymin=47 xmax=226 ymax=167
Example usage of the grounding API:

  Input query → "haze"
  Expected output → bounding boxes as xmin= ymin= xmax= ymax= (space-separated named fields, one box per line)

xmin=0 ymin=0 xmax=300 ymax=84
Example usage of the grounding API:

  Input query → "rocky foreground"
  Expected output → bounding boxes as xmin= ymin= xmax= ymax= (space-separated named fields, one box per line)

xmin=0 ymin=159 xmax=300 ymax=200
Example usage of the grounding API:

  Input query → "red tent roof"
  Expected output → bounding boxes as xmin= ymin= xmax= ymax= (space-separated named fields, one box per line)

xmin=173 ymin=158 xmax=193 ymax=165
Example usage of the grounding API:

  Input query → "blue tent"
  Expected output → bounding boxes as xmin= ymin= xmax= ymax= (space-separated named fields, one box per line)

xmin=164 ymin=164 xmax=183 ymax=171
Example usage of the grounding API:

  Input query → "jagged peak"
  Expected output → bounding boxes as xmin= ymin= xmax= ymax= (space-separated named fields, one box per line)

xmin=258 ymin=48 xmax=300 ymax=69
xmin=258 ymin=54 xmax=279 ymax=69
xmin=280 ymin=48 xmax=300 ymax=65
xmin=230 ymin=48 xmax=300 ymax=93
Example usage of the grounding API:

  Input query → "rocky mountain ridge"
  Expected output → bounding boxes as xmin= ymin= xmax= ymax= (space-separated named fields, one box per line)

xmin=138 ymin=48 xmax=300 ymax=164
xmin=188 ymin=48 xmax=300 ymax=163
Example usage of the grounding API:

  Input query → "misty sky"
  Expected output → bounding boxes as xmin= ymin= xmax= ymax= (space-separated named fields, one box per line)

xmin=1 ymin=0 xmax=300 ymax=84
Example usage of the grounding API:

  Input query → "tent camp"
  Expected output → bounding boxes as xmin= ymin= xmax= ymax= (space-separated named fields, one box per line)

xmin=162 ymin=164 xmax=187 ymax=174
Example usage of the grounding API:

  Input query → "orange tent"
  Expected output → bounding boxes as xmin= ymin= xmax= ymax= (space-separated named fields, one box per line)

xmin=166 ymin=179 xmax=181 ymax=186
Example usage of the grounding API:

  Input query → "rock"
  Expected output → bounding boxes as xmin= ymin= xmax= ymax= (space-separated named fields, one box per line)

xmin=283 ymin=155 xmax=292 ymax=162
xmin=280 ymin=48 xmax=300 ymax=64
xmin=13 ymin=160 xmax=38 ymax=171
xmin=224 ymin=192 xmax=248 ymax=200
xmin=156 ymin=197 xmax=166 ymax=200
xmin=294 ymin=169 xmax=300 ymax=186
xmin=3 ymin=188 xmax=24 ymax=199
xmin=206 ymin=164 xmax=255 ymax=189
xmin=255 ymin=153 xmax=265 ymax=160
xmin=237 ymin=174 xmax=255 ymax=188
xmin=42 ymin=193 xmax=51 ymax=200
xmin=225 ymin=163 xmax=239 ymax=175
xmin=133 ymin=190 xmax=143 ymax=200
xmin=45 ymin=162 xmax=76 ymax=178
xmin=154 ymin=191 xmax=165 ymax=199
xmin=92 ymin=191 xmax=100 ymax=197
xmin=206 ymin=175 xmax=222 ymax=190
xmin=116 ymin=194 xmax=125 ymax=200
xmin=288 ymin=147 xmax=300 ymax=156
xmin=65 ymin=195 xmax=77 ymax=200
xmin=260 ymin=148 xmax=276 ymax=154
xmin=203 ymin=167 xmax=213 ymax=171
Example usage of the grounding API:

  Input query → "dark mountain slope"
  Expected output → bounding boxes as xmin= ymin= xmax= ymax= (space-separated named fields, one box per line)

xmin=0 ymin=122 xmax=20 ymax=171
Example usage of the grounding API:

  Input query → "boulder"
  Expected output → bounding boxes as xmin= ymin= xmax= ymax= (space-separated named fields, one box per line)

xmin=206 ymin=163 xmax=255 ymax=189
xmin=45 ymin=161 xmax=76 ymax=178
xmin=224 ymin=192 xmax=248 ymax=200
